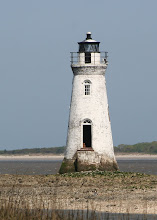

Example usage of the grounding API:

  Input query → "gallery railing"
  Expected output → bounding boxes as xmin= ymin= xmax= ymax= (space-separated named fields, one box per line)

xmin=70 ymin=51 xmax=108 ymax=65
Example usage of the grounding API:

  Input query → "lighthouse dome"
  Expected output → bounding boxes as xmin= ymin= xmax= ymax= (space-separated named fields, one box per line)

xmin=78 ymin=32 xmax=100 ymax=53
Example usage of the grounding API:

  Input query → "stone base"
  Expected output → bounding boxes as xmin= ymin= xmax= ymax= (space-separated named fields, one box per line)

xmin=59 ymin=151 xmax=118 ymax=174
xmin=77 ymin=159 xmax=118 ymax=172
xmin=76 ymin=150 xmax=118 ymax=172
xmin=59 ymin=158 xmax=76 ymax=174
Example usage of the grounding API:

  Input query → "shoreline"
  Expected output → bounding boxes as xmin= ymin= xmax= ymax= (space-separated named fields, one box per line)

xmin=116 ymin=153 xmax=157 ymax=160
xmin=0 ymin=154 xmax=64 ymax=161
xmin=0 ymin=153 xmax=157 ymax=160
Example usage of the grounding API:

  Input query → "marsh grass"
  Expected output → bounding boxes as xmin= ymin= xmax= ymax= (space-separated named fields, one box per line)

xmin=0 ymin=171 xmax=157 ymax=219
xmin=0 ymin=198 xmax=156 ymax=220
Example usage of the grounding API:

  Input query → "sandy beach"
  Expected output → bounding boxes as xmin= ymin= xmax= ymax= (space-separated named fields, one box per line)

xmin=0 ymin=155 xmax=157 ymax=217
xmin=0 ymin=154 xmax=64 ymax=160
xmin=0 ymin=153 xmax=157 ymax=160
xmin=0 ymin=171 xmax=157 ymax=217
xmin=116 ymin=153 xmax=157 ymax=160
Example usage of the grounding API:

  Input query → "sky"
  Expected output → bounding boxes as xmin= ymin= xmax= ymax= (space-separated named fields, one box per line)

xmin=0 ymin=0 xmax=157 ymax=150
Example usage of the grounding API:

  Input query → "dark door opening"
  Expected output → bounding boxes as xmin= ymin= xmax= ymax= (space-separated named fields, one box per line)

xmin=83 ymin=125 xmax=91 ymax=148
xmin=85 ymin=52 xmax=91 ymax=63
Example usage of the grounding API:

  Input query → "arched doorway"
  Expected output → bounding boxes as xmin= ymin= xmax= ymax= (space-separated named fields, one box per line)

xmin=83 ymin=119 xmax=92 ymax=148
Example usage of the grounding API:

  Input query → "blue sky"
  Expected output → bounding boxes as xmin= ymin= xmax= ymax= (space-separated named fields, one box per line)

xmin=0 ymin=0 xmax=157 ymax=149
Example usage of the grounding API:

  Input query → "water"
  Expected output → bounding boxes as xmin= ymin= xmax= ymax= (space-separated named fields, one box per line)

xmin=118 ymin=159 xmax=157 ymax=175
xmin=0 ymin=160 xmax=61 ymax=175
xmin=0 ymin=158 xmax=157 ymax=175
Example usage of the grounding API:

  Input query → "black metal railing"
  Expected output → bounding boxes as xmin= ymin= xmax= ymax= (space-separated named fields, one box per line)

xmin=70 ymin=51 xmax=108 ymax=65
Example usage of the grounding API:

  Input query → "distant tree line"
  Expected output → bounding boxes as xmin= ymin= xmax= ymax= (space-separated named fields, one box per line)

xmin=1 ymin=142 xmax=157 ymax=155
xmin=114 ymin=141 xmax=157 ymax=154
xmin=0 ymin=146 xmax=66 ymax=155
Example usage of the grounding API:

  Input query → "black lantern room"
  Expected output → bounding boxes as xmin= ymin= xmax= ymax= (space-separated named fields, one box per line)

xmin=78 ymin=32 xmax=100 ymax=63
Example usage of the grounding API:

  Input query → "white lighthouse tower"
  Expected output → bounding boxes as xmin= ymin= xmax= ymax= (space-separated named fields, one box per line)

xmin=59 ymin=32 xmax=118 ymax=173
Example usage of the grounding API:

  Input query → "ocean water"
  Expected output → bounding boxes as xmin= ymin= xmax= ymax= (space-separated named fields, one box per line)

xmin=0 ymin=158 xmax=157 ymax=175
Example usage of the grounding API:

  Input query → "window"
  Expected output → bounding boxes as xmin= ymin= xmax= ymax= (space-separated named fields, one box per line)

xmin=84 ymin=80 xmax=91 ymax=95
xmin=85 ymin=52 xmax=91 ymax=63
xmin=85 ymin=84 xmax=90 ymax=95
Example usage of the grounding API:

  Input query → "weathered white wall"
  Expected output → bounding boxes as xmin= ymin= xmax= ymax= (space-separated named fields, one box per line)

xmin=77 ymin=151 xmax=101 ymax=164
xmin=91 ymin=53 xmax=100 ymax=64
xmin=65 ymin=63 xmax=116 ymax=163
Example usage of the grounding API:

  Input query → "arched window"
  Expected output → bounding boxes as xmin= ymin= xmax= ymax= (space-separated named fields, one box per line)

xmin=84 ymin=80 xmax=91 ymax=95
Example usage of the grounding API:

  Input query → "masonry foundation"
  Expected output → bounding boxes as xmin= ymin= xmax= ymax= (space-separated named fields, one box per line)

xmin=59 ymin=151 xmax=118 ymax=174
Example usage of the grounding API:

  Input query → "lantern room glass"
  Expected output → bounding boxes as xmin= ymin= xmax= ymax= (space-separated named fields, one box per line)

xmin=79 ymin=43 xmax=99 ymax=53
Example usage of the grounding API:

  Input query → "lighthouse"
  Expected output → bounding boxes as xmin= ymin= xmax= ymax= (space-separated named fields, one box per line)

xmin=59 ymin=32 xmax=118 ymax=173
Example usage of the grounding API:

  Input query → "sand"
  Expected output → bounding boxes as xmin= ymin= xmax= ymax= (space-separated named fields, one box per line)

xmin=0 ymin=153 xmax=157 ymax=160
xmin=0 ymin=154 xmax=157 ymax=216
xmin=0 ymin=154 xmax=64 ymax=160
xmin=116 ymin=153 xmax=157 ymax=160
xmin=0 ymin=172 xmax=157 ymax=216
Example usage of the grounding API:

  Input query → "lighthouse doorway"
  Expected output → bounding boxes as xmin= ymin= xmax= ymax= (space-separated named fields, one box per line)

xmin=83 ymin=125 xmax=91 ymax=148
